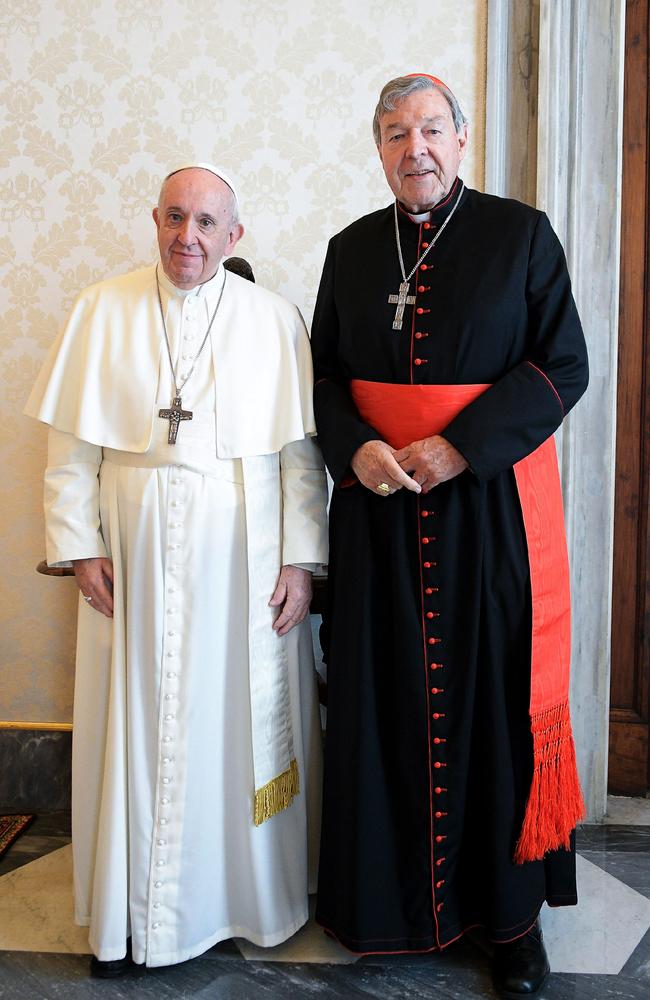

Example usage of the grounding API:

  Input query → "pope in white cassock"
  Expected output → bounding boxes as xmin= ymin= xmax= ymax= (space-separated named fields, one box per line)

xmin=25 ymin=164 xmax=328 ymax=975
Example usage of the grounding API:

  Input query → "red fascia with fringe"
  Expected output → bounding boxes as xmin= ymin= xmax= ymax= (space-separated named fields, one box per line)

xmin=349 ymin=379 xmax=586 ymax=863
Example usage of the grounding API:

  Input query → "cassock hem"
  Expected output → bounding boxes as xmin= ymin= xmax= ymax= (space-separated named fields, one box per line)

xmin=118 ymin=908 xmax=310 ymax=967
xmin=315 ymin=900 xmax=563 ymax=954
xmin=316 ymin=916 xmax=443 ymax=956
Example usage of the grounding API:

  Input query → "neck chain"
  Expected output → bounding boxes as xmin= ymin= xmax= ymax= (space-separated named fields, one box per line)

xmin=155 ymin=264 xmax=227 ymax=444
xmin=389 ymin=180 xmax=464 ymax=330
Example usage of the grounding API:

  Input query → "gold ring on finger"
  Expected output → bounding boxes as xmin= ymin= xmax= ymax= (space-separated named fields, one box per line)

xmin=377 ymin=482 xmax=391 ymax=494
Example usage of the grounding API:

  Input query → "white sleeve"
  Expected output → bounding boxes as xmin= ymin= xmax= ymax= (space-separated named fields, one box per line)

xmin=44 ymin=427 xmax=107 ymax=567
xmin=280 ymin=436 xmax=328 ymax=568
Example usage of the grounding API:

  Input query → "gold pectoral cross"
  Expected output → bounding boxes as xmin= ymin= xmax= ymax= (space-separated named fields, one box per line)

xmin=159 ymin=396 xmax=192 ymax=444
xmin=388 ymin=281 xmax=416 ymax=330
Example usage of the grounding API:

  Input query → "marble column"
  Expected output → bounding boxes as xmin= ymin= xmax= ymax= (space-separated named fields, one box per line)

xmin=485 ymin=0 xmax=626 ymax=820
xmin=485 ymin=0 xmax=540 ymax=205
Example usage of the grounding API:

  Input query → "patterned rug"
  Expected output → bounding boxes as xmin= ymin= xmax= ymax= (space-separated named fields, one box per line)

xmin=0 ymin=815 xmax=35 ymax=859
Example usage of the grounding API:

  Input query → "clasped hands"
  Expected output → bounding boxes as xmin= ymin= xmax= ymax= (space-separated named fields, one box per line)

xmin=351 ymin=436 xmax=468 ymax=496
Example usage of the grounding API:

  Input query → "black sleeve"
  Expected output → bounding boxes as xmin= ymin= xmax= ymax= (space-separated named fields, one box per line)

xmin=311 ymin=237 xmax=381 ymax=486
xmin=442 ymin=212 xmax=589 ymax=481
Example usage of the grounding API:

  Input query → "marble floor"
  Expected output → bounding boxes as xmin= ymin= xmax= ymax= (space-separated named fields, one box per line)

xmin=1 ymin=801 xmax=649 ymax=999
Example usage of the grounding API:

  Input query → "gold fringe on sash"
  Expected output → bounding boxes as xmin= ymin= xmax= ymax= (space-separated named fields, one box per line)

xmin=253 ymin=758 xmax=300 ymax=826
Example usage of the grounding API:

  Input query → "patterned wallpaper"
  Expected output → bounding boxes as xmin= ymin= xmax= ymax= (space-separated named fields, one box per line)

xmin=1 ymin=0 xmax=487 ymax=723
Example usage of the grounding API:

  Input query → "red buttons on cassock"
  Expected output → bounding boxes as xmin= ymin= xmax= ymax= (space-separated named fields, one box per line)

xmin=433 ymin=737 xmax=446 ymax=744
xmin=416 ymin=307 xmax=425 ymax=315
xmin=430 ymin=662 xmax=442 ymax=670
xmin=432 ymin=712 xmax=446 ymax=719
xmin=420 ymin=263 xmax=429 ymax=271
xmin=415 ymin=331 xmax=428 ymax=339
xmin=431 ymin=687 xmax=444 ymax=694
xmin=421 ymin=241 xmax=429 ymax=249
xmin=423 ymin=561 xmax=432 ymax=568
xmin=435 ymin=835 xmax=446 ymax=843
xmin=435 ymin=811 xmax=448 ymax=819
xmin=437 ymin=902 xmax=444 ymax=913
xmin=424 ymin=222 xmax=431 ymax=230
xmin=422 ymin=537 xmax=430 ymax=544
xmin=433 ymin=761 xmax=447 ymax=769
xmin=428 ymin=637 xmax=441 ymax=645
xmin=417 ymin=285 xmax=426 ymax=293
xmin=425 ymin=586 xmax=439 ymax=594
xmin=421 ymin=510 xmax=429 ymax=518
xmin=436 ymin=857 xmax=446 ymax=866
xmin=436 ymin=879 xmax=445 ymax=888
xmin=414 ymin=358 xmax=423 ymax=366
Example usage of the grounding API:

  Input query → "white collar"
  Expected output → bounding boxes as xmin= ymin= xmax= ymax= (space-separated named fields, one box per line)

xmin=408 ymin=210 xmax=432 ymax=223
xmin=156 ymin=260 xmax=226 ymax=301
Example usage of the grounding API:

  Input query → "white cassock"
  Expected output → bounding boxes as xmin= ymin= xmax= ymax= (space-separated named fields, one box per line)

xmin=25 ymin=263 xmax=328 ymax=967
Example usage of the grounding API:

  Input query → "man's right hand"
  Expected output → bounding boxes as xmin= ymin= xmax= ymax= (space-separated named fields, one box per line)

xmin=72 ymin=557 xmax=114 ymax=619
xmin=350 ymin=440 xmax=421 ymax=496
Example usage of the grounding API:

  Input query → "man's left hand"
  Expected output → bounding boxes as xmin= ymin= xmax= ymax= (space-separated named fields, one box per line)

xmin=269 ymin=565 xmax=313 ymax=636
xmin=393 ymin=435 xmax=468 ymax=493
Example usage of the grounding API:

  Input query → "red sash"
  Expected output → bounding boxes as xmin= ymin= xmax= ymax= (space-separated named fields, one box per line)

xmin=350 ymin=379 xmax=585 ymax=863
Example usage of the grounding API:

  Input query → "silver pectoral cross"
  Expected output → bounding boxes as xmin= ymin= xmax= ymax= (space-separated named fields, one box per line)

xmin=159 ymin=396 xmax=192 ymax=444
xmin=388 ymin=281 xmax=416 ymax=330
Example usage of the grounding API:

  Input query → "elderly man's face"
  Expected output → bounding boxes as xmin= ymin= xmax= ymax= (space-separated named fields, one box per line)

xmin=153 ymin=169 xmax=244 ymax=289
xmin=377 ymin=88 xmax=467 ymax=213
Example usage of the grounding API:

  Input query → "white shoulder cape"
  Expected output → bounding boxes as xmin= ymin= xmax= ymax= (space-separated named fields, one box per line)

xmin=25 ymin=264 xmax=316 ymax=457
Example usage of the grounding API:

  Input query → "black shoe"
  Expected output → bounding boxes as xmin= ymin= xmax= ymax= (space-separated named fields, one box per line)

xmin=492 ymin=920 xmax=550 ymax=997
xmin=90 ymin=939 xmax=136 ymax=978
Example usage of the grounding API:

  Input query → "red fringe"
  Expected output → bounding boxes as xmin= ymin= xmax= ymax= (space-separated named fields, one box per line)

xmin=514 ymin=701 xmax=586 ymax=864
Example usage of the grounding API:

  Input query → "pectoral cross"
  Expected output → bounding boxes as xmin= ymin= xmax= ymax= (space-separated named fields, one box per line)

xmin=388 ymin=281 xmax=416 ymax=330
xmin=159 ymin=396 xmax=192 ymax=444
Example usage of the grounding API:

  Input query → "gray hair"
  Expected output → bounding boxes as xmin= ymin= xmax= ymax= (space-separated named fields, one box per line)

xmin=372 ymin=75 xmax=468 ymax=145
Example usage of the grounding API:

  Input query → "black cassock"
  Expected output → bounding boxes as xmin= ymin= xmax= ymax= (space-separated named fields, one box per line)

xmin=311 ymin=181 xmax=589 ymax=953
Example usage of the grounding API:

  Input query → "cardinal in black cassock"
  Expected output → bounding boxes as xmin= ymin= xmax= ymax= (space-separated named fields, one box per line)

xmin=311 ymin=74 xmax=588 ymax=996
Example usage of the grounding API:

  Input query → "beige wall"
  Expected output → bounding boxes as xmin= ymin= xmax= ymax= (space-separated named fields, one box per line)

xmin=1 ymin=0 xmax=487 ymax=725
